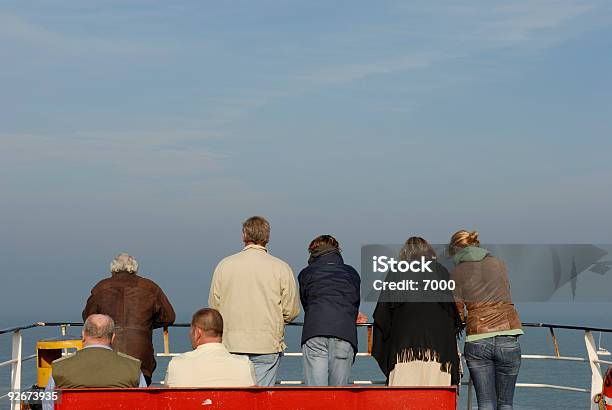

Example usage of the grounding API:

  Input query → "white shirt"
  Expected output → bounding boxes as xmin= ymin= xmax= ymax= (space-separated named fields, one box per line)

xmin=164 ymin=343 xmax=257 ymax=387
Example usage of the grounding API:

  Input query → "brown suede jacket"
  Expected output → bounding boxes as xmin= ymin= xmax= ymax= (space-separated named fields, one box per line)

xmin=451 ymin=255 xmax=522 ymax=336
xmin=82 ymin=271 xmax=176 ymax=378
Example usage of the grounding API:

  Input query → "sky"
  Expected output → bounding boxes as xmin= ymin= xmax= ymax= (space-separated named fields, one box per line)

xmin=1 ymin=1 xmax=612 ymax=326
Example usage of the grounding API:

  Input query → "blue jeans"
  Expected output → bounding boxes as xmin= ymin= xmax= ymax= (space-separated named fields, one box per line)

xmin=240 ymin=353 xmax=282 ymax=387
xmin=464 ymin=336 xmax=521 ymax=410
xmin=302 ymin=337 xmax=354 ymax=386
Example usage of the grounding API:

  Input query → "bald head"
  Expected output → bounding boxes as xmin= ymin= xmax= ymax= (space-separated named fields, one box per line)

xmin=83 ymin=314 xmax=115 ymax=346
xmin=190 ymin=308 xmax=223 ymax=348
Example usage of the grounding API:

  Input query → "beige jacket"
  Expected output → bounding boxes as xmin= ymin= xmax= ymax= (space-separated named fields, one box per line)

xmin=164 ymin=343 xmax=256 ymax=387
xmin=208 ymin=244 xmax=300 ymax=354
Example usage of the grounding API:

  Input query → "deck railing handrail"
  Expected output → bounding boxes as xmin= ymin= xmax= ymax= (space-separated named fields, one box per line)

xmin=4 ymin=321 xmax=612 ymax=335
xmin=1 ymin=321 xmax=610 ymax=410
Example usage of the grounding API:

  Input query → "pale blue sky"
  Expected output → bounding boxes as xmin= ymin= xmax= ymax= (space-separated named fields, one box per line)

xmin=1 ymin=1 xmax=612 ymax=325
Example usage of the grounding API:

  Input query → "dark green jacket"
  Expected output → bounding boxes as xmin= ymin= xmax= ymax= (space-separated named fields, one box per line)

xmin=52 ymin=346 xmax=141 ymax=388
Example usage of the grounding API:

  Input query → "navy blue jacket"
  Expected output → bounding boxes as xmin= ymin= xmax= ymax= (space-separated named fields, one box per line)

xmin=298 ymin=251 xmax=361 ymax=352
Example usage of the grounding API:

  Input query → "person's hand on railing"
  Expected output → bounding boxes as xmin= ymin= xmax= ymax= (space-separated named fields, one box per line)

xmin=356 ymin=312 xmax=368 ymax=324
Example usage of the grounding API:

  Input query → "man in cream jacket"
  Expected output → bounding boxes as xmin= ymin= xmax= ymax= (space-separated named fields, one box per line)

xmin=164 ymin=308 xmax=256 ymax=387
xmin=208 ymin=216 xmax=300 ymax=386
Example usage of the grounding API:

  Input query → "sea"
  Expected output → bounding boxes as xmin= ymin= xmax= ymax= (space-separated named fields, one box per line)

xmin=1 ymin=321 xmax=609 ymax=410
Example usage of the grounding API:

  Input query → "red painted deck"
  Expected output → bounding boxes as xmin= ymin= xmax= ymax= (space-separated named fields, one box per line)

xmin=55 ymin=386 xmax=457 ymax=409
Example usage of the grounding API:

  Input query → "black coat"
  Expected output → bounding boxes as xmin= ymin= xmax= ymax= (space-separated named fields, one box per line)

xmin=371 ymin=262 xmax=462 ymax=385
xmin=298 ymin=251 xmax=361 ymax=352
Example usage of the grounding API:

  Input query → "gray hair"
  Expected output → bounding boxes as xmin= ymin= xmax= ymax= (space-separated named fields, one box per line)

xmin=242 ymin=216 xmax=270 ymax=246
xmin=83 ymin=314 xmax=115 ymax=341
xmin=110 ymin=252 xmax=138 ymax=274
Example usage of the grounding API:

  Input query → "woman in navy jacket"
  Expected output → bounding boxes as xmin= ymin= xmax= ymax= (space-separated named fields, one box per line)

xmin=298 ymin=235 xmax=361 ymax=386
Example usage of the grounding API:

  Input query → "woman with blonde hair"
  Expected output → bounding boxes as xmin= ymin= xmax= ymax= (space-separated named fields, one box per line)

xmin=449 ymin=230 xmax=522 ymax=410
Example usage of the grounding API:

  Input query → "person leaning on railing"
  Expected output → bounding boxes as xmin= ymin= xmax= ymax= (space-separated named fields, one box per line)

xmin=371 ymin=237 xmax=462 ymax=387
xmin=298 ymin=235 xmax=364 ymax=386
xmin=208 ymin=216 xmax=300 ymax=387
xmin=42 ymin=314 xmax=146 ymax=410
xmin=82 ymin=253 xmax=176 ymax=385
xmin=449 ymin=230 xmax=523 ymax=410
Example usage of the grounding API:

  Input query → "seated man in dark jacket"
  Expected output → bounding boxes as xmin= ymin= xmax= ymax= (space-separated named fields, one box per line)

xmin=298 ymin=235 xmax=362 ymax=386
xmin=82 ymin=253 xmax=176 ymax=385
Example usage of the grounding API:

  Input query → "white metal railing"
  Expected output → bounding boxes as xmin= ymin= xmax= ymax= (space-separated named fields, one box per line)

xmin=0 ymin=326 xmax=38 ymax=410
xmin=1 ymin=322 xmax=611 ymax=410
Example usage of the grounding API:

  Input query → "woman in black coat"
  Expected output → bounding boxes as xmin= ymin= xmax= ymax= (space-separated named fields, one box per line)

xmin=372 ymin=237 xmax=463 ymax=386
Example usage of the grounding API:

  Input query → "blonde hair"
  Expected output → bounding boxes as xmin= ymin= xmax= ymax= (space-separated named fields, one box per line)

xmin=448 ymin=230 xmax=480 ymax=255
xmin=110 ymin=253 xmax=139 ymax=274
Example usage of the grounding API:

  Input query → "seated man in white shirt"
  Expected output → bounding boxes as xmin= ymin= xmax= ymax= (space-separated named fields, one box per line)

xmin=164 ymin=308 xmax=256 ymax=387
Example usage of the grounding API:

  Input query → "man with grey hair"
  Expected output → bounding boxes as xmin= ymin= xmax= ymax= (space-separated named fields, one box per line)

xmin=209 ymin=216 xmax=300 ymax=386
xmin=110 ymin=252 xmax=139 ymax=274
xmin=43 ymin=314 xmax=146 ymax=410
xmin=83 ymin=253 xmax=175 ymax=385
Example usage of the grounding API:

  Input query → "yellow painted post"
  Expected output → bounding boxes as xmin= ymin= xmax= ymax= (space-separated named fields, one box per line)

xmin=163 ymin=327 xmax=170 ymax=355
xmin=549 ymin=327 xmax=560 ymax=357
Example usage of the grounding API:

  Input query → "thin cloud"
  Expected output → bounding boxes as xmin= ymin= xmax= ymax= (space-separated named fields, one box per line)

xmin=0 ymin=12 xmax=165 ymax=57
xmin=304 ymin=0 xmax=597 ymax=85
xmin=476 ymin=1 xmax=595 ymax=45
xmin=296 ymin=54 xmax=441 ymax=86
xmin=205 ymin=0 xmax=604 ymax=116
xmin=0 ymin=130 xmax=225 ymax=180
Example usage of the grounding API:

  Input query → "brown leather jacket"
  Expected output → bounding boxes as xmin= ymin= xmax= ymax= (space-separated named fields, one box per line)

xmin=82 ymin=271 xmax=176 ymax=378
xmin=451 ymin=255 xmax=521 ymax=336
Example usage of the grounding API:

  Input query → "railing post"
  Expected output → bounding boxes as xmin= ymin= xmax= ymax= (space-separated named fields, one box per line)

xmin=585 ymin=330 xmax=603 ymax=410
xmin=466 ymin=378 xmax=473 ymax=410
xmin=163 ymin=327 xmax=170 ymax=355
xmin=10 ymin=330 xmax=22 ymax=410
xmin=60 ymin=324 xmax=69 ymax=357
xmin=549 ymin=327 xmax=560 ymax=357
